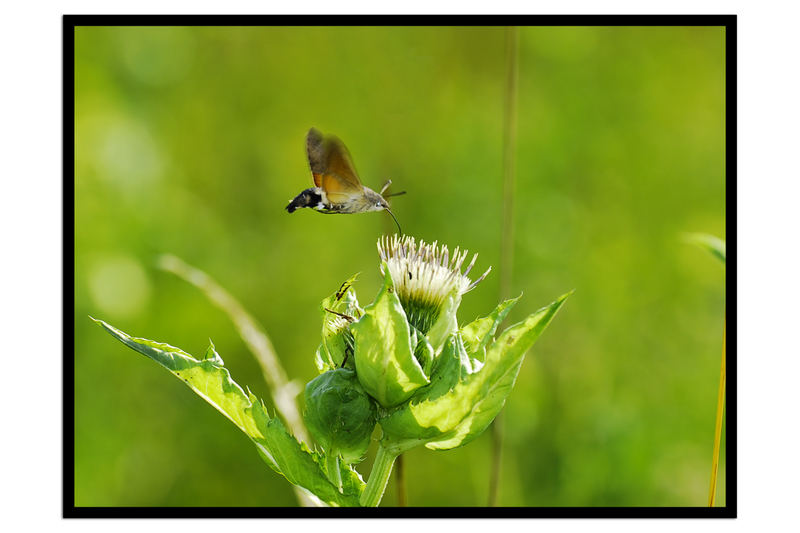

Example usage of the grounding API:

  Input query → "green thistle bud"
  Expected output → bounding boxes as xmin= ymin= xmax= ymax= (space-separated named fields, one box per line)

xmin=303 ymin=368 xmax=377 ymax=465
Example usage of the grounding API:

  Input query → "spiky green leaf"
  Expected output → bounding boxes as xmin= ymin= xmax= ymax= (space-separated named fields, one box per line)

xmin=460 ymin=296 xmax=521 ymax=361
xmin=92 ymin=318 xmax=364 ymax=506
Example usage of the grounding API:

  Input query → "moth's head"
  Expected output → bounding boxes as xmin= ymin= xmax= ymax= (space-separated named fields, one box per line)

xmin=364 ymin=188 xmax=390 ymax=212
xmin=365 ymin=186 xmax=402 ymax=233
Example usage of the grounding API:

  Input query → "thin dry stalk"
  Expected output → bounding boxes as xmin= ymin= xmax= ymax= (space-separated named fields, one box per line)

xmin=489 ymin=25 xmax=520 ymax=507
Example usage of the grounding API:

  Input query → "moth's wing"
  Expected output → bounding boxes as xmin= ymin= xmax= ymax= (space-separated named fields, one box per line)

xmin=306 ymin=128 xmax=364 ymax=203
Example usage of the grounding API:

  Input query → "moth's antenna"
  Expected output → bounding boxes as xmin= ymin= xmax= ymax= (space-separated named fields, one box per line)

xmin=385 ymin=208 xmax=402 ymax=235
xmin=384 ymin=190 xmax=406 ymax=198
xmin=381 ymin=178 xmax=406 ymax=198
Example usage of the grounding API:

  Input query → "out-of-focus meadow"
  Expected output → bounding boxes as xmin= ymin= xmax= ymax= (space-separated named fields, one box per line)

xmin=74 ymin=25 xmax=726 ymax=507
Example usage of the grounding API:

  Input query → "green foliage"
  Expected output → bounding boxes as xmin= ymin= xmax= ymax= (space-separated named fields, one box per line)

xmin=92 ymin=318 xmax=365 ymax=507
xmin=93 ymin=248 xmax=569 ymax=507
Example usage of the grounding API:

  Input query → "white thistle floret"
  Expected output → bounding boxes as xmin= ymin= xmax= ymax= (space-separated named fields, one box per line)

xmin=326 ymin=315 xmax=351 ymax=334
xmin=377 ymin=235 xmax=491 ymax=332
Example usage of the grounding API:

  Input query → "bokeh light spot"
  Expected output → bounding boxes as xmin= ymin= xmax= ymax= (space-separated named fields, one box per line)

xmin=88 ymin=254 xmax=151 ymax=319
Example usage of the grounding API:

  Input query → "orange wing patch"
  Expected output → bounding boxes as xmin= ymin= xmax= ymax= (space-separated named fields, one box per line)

xmin=307 ymin=128 xmax=364 ymax=193
xmin=318 ymin=172 xmax=363 ymax=204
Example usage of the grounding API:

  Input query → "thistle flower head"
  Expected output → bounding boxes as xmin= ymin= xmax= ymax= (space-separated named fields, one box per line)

xmin=377 ymin=234 xmax=491 ymax=333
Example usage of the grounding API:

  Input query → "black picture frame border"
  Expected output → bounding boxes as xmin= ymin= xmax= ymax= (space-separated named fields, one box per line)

xmin=64 ymin=13 xmax=736 ymax=519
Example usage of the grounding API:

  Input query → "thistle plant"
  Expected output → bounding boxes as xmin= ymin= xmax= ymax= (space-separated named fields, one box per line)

xmin=94 ymin=234 xmax=570 ymax=507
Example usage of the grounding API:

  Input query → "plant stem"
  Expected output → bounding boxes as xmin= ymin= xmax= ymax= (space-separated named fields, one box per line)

xmin=395 ymin=453 xmax=407 ymax=506
xmin=708 ymin=318 xmax=726 ymax=506
xmin=488 ymin=411 xmax=504 ymax=506
xmin=326 ymin=453 xmax=343 ymax=494
xmin=499 ymin=25 xmax=519 ymax=301
xmin=361 ymin=444 xmax=398 ymax=507
xmin=489 ymin=24 xmax=520 ymax=508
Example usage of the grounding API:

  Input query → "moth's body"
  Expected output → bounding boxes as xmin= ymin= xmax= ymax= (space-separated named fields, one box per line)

xmin=286 ymin=186 xmax=387 ymax=214
xmin=286 ymin=128 xmax=401 ymax=231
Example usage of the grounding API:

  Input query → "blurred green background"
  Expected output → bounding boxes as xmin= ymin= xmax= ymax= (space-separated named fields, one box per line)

xmin=74 ymin=25 xmax=726 ymax=507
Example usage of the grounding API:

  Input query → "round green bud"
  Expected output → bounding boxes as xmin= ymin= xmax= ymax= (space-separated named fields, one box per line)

xmin=303 ymin=368 xmax=377 ymax=464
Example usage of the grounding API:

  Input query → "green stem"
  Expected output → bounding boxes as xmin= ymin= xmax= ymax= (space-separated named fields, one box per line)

xmin=360 ymin=444 xmax=398 ymax=507
xmin=488 ymin=412 xmax=504 ymax=506
xmin=395 ymin=453 xmax=407 ymax=506
xmin=326 ymin=453 xmax=343 ymax=494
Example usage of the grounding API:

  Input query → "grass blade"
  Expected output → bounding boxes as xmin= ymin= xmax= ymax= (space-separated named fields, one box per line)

xmin=708 ymin=319 xmax=726 ymax=506
xmin=685 ymin=233 xmax=726 ymax=264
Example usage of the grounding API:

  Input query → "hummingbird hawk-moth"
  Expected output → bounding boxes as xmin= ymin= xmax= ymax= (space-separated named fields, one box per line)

xmin=286 ymin=128 xmax=403 ymax=232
